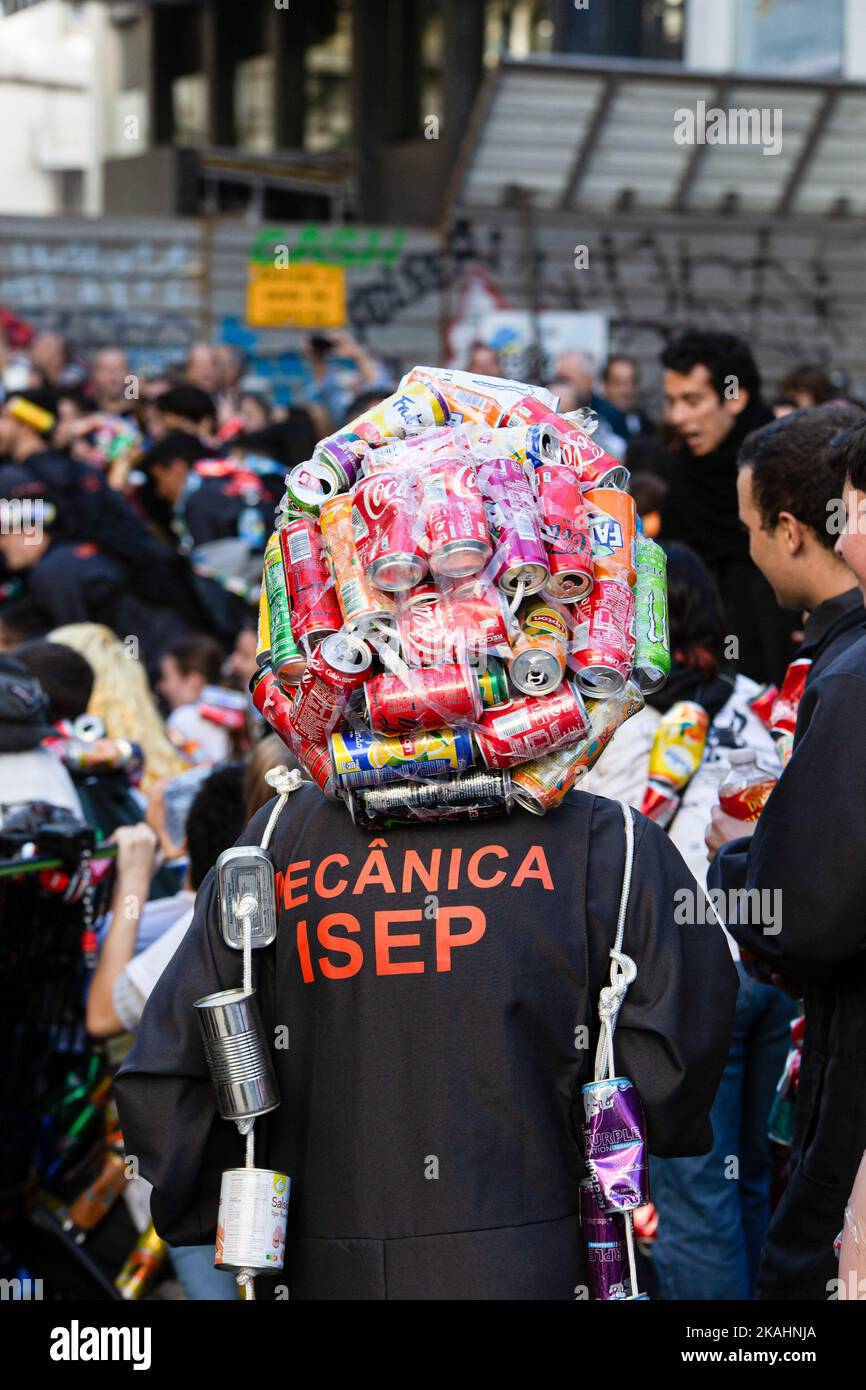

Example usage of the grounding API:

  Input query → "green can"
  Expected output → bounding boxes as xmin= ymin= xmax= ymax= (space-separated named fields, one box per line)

xmin=476 ymin=656 xmax=510 ymax=707
xmin=263 ymin=529 xmax=306 ymax=685
xmin=634 ymin=535 xmax=670 ymax=693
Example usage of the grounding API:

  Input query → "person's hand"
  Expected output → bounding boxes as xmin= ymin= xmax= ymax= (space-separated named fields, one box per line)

xmin=145 ymin=779 xmax=184 ymax=861
xmin=110 ymin=822 xmax=160 ymax=885
xmin=328 ymin=330 xmax=361 ymax=360
xmin=705 ymin=804 xmax=758 ymax=861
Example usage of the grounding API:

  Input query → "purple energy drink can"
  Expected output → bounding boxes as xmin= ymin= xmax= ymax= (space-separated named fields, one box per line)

xmin=582 ymin=1076 xmax=648 ymax=1212
xmin=478 ymin=455 xmax=549 ymax=595
xmin=579 ymin=1179 xmax=629 ymax=1300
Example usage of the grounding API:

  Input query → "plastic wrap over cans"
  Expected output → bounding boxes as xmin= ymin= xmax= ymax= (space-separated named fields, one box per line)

xmin=253 ymin=365 xmax=671 ymax=828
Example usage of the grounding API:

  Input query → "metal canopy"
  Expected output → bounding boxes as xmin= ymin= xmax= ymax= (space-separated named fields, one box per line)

xmin=452 ymin=55 xmax=866 ymax=217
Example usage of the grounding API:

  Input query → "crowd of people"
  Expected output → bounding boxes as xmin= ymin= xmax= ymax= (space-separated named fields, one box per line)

xmin=2 ymin=317 xmax=865 ymax=1302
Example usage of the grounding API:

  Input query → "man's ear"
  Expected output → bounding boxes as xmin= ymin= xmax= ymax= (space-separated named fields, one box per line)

xmin=778 ymin=510 xmax=805 ymax=554
xmin=724 ymin=385 xmax=751 ymax=419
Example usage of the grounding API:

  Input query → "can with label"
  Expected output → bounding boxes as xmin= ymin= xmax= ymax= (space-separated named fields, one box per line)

xmin=423 ymin=458 xmax=492 ymax=579
xmin=473 ymin=681 xmax=589 ymax=769
xmin=351 ymin=469 xmax=427 ymax=592
xmin=443 ymin=577 xmax=515 ymax=663
xmin=294 ymin=737 xmax=337 ymax=798
xmin=285 ymin=458 xmax=342 ymax=513
xmin=476 ymin=655 xmax=510 ymax=707
xmin=580 ymin=1178 xmax=629 ymax=1302
xmin=633 ymin=535 xmax=670 ymax=692
xmin=365 ymin=662 xmax=482 ymax=735
xmin=501 ymin=395 xmax=629 ymax=489
xmin=585 ymin=488 xmax=637 ymax=585
xmin=402 ymin=366 xmax=559 ymax=417
xmin=345 ymin=381 xmax=448 ymax=446
xmin=396 ymin=582 xmax=444 ymax=666
xmin=250 ymin=663 xmax=296 ymax=749
xmin=513 ymin=681 xmax=645 ymax=812
xmin=328 ymin=726 xmax=474 ymax=789
xmin=263 ymin=530 xmax=306 ymax=685
xmin=639 ymin=700 xmax=709 ymax=826
xmin=319 ymin=492 xmax=396 ymax=635
xmin=280 ymin=514 xmax=342 ymax=652
xmin=571 ymin=577 xmax=635 ymax=697
xmin=214 ymin=1168 xmax=290 ymax=1275
xmin=256 ymin=575 xmax=271 ymax=666
xmin=346 ymin=768 xmax=512 ymax=827
xmin=315 ymin=432 xmax=368 ymax=490
xmin=199 ymin=685 xmax=249 ymax=732
xmin=508 ymin=600 xmax=570 ymax=695
xmin=478 ymin=454 xmax=549 ymax=595
xmin=770 ymin=657 xmax=812 ymax=739
xmin=536 ymin=460 xmax=594 ymax=602
xmin=290 ymin=631 xmax=372 ymax=744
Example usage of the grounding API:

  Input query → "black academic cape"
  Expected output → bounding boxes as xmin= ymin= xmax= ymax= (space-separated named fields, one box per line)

xmin=115 ymin=787 xmax=737 ymax=1301
xmin=709 ymin=632 xmax=866 ymax=1299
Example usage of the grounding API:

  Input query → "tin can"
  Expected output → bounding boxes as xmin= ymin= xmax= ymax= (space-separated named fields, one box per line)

xmin=476 ymin=655 xmax=510 ymax=707
xmin=748 ymin=682 xmax=779 ymax=730
xmin=508 ymin=600 xmax=570 ymax=695
xmin=214 ymin=1168 xmax=290 ymax=1275
xmin=473 ymin=681 xmax=588 ymax=769
xmin=639 ymin=701 xmax=709 ymax=826
xmin=346 ymin=768 xmax=512 ymax=827
xmin=536 ymin=460 xmax=594 ymax=601
xmin=280 ymin=515 xmax=342 ymax=652
xmin=770 ymin=657 xmax=812 ymax=738
xmin=294 ymin=737 xmax=337 ymax=798
xmin=511 ymin=681 xmax=645 ymax=813
xmin=580 ymin=1179 xmax=629 ymax=1302
xmin=315 ymin=431 xmax=368 ymax=490
xmin=199 ymin=685 xmax=249 ymax=732
xmin=403 ymin=366 xmax=559 ymax=417
xmin=571 ymin=577 xmax=635 ymax=697
xmin=444 ymin=577 xmax=515 ymax=663
xmin=502 ymin=395 xmax=629 ymax=489
xmin=633 ymin=535 xmax=670 ymax=692
xmin=478 ymin=454 xmax=549 ymax=595
xmin=256 ymin=576 xmax=271 ymax=666
xmin=365 ymin=662 xmax=482 ymax=734
xmin=290 ymin=631 xmax=372 ymax=743
xmin=351 ymin=469 xmax=427 ymax=592
xmin=319 ymin=492 xmax=395 ymax=635
xmin=194 ymin=988 xmax=280 ymax=1121
xmin=250 ymin=664 xmax=296 ymax=749
xmin=263 ymin=530 xmax=306 ymax=685
xmin=328 ymin=726 xmax=474 ymax=789
xmin=285 ymin=457 xmax=342 ymax=513
xmin=583 ymin=1076 xmax=648 ymax=1213
xmin=345 ymin=381 xmax=448 ymax=446
xmin=115 ymin=1222 xmax=169 ymax=1300
xmin=585 ymin=488 xmax=637 ymax=585
xmin=422 ymin=458 xmax=492 ymax=579
xmin=397 ymin=582 xmax=444 ymax=666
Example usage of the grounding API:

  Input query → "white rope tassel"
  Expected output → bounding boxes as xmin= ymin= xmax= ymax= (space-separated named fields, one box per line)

xmin=594 ymin=801 xmax=637 ymax=1083
xmin=261 ymin=765 xmax=303 ymax=850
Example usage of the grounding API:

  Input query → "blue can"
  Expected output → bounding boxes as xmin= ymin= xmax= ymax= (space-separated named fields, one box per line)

xmin=328 ymin=727 xmax=474 ymax=790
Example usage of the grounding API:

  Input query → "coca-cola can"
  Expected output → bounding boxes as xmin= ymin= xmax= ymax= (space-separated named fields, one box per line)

xmin=473 ymin=681 xmax=589 ymax=769
xmin=443 ymin=577 xmax=514 ymax=663
xmin=294 ymin=737 xmax=337 ymax=798
xmin=397 ymin=583 xmax=444 ymax=666
xmin=351 ymin=470 xmax=427 ymax=592
xmin=536 ymin=461 xmax=594 ymax=602
xmin=280 ymin=516 xmax=342 ymax=652
xmin=365 ymin=663 xmax=482 ymax=735
xmin=422 ymin=457 xmax=492 ymax=579
xmin=289 ymin=631 xmax=372 ymax=744
xmin=250 ymin=664 xmax=295 ymax=748
xmin=572 ymin=577 xmax=635 ymax=697
xmin=502 ymin=396 xmax=629 ymax=490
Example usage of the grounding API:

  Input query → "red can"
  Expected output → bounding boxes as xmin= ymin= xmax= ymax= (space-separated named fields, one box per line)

xmin=365 ymin=663 xmax=482 ymax=735
xmin=289 ymin=631 xmax=372 ymax=744
xmin=397 ymin=583 xmax=445 ymax=666
xmin=294 ymin=737 xmax=337 ymax=798
xmin=351 ymin=470 xmax=427 ymax=592
xmin=443 ymin=577 xmax=514 ymax=663
xmin=473 ymin=681 xmax=589 ymax=769
xmin=422 ymin=457 xmax=492 ymax=579
xmin=572 ymin=576 xmax=635 ymax=697
xmin=770 ymin=657 xmax=812 ymax=738
xmin=536 ymin=461 xmax=594 ymax=601
xmin=502 ymin=396 xmax=628 ymax=490
xmin=250 ymin=664 xmax=296 ymax=748
xmin=280 ymin=516 xmax=342 ymax=652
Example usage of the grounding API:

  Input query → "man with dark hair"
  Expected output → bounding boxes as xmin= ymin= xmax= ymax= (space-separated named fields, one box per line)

xmin=705 ymin=416 xmax=866 ymax=1299
xmin=155 ymin=385 xmax=217 ymax=441
xmin=596 ymin=355 xmax=653 ymax=442
xmin=659 ymin=330 xmax=797 ymax=684
xmin=14 ymin=639 xmax=94 ymax=723
xmin=779 ymin=364 xmax=837 ymax=409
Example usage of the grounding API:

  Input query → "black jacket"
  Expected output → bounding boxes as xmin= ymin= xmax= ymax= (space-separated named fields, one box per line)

xmin=709 ymin=632 xmax=866 ymax=1298
xmin=115 ymin=787 xmax=737 ymax=1300
xmin=797 ymin=587 xmax=866 ymax=681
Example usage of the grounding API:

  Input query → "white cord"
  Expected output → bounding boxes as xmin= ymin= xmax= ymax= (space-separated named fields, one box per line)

xmin=593 ymin=800 xmax=636 ymax=1082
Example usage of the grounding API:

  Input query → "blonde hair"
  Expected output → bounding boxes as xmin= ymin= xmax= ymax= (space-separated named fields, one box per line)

xmin=49 ymin=623 xmax=188 ymax=792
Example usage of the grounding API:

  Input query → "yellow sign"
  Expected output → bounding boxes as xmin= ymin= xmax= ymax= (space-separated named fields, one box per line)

xmin=246 ymin=262 xmax=346 ymax=329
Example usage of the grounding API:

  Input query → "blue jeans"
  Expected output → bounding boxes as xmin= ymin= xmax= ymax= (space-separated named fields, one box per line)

xmin=170 ymin=1244 xmax=239 ymax=1300
xmin=650 ymin=960 xmax=796 ymax=1300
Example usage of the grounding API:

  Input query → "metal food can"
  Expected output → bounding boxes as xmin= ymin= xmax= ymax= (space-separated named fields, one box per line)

xmin=422 ymin=458 xmax=492 ymax=579
xmin=585 ymin=488 xmax=637 ymax=585
xmin=365 ymin=662 xmax=482 ymax=735
xmin=250 ymin=663 xmax=296 ymax=749
xmin=442 ymin=576 xmax=514 ymax=662
xmin=511 ymin=744 xmax=587 ymax=814
xmin=328 ymin=726 xmax=474 ymax=789
xmin=478 ymin=455 xmax=549 ymax=595
xmin=508 ymin=600 xmax=570 ymax=695
xmin=502 ymin=395 xmax=629 ymax=490
xmin=315 ymin=432 xmax=368 ymax=490
xmin=256 ymin=576 xmax=271 ymax=666
xmin=285 ymin=458 xmax=342 ymax=513
xmin=345 ymin=768 xmax=512 ymax=827
xmin=402 ymin=366 xmax=559 ymax=416
xmin=345 ymin=381 xmax=448 ymax=446
xmin=281 ymin=515 xmax=342 ymax=652
xmin=294 ymin=737 xmax=337 ymax=798
xmin=396 ymin=582 xmax=445 ymax=666
xmin=194 ymin=988 xmax=280 ymax=1121
xmin=289 ymin=631 xmax=371 ymax=744
xmin=473 ymin=681 xmax=589 ymax=769
xmin=214 ymin=1168 xmax=290 ymax=1275
xmin=633 ymin=535 xmax=671 ymax=692
xmin=536 ymin=460 xmax=594 ymax=602
xmin=319 ymin=492 xmax=396 ymax=634
xmin=475 ymin=656 xmax=510 ymax=707
xmin=571 ymin=576 xmax=635 ymax=697
xmin=579 ymin=1179 xmax=629 ymax=1301
xmin=263 ymin=530 xmax=306 ymax=685
xmin=351 ymin=470 xmax=427 ymax=592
